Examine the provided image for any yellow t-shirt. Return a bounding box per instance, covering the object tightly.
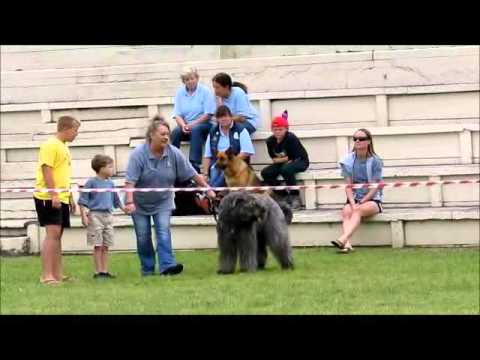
[33,137,72,204]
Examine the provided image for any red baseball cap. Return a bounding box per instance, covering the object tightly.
[271,110,289,129]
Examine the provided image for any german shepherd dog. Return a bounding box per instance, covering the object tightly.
[215,148,262,188]
[214,148,293,224]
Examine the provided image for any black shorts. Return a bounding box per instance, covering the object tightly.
[34,197,71,227]
[345,199,383,213]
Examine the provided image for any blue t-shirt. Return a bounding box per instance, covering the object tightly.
[222,87,261,130]
[341,155,383,201]
[352,159,369,201]
[125,143,197,215]
[204,125,255,158]
[78,177,122,212]
[172,83,216,124]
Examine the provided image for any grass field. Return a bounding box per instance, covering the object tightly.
[1,247,478,314]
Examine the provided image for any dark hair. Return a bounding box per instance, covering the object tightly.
[57,115,80,131]
[215,105,232,118]
[212,72,232,88]
[353,128,377,156]
[91,154,114,173]
[232,81,248,94]
[145,115,170,143]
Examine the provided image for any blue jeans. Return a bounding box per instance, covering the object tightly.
[171,122,212,170]
[131,210,176,275]
[209,163,226,188]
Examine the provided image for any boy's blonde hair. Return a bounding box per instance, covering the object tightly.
[57,115,80,132]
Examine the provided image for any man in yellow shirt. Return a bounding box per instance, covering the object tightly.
[34,115,80,285]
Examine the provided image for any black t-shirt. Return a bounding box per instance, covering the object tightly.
[266,131,309,165]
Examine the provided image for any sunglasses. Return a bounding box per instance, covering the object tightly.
[353,137,369,142]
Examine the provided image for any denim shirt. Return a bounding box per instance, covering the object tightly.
[339,152,384,202]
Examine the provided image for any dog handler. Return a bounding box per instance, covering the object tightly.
[124,116,215,276]
[202,105,255,188]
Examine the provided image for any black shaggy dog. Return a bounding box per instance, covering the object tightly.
[216,191,294,274]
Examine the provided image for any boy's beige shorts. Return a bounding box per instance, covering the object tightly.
[87,211,114,247]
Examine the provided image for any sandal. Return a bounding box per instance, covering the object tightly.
[338,245,355,254]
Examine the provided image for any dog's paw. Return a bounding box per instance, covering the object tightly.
[217,269,234,275]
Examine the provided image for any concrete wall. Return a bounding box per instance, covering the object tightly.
[1,45,456,71]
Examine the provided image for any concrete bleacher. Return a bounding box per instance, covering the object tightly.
[1,45,479,254]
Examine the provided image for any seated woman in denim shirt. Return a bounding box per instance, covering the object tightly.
[331,128,384,253]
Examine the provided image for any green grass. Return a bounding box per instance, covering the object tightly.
[1,248,479,314]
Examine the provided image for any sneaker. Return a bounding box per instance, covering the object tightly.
[93,273,102,279]
[160,263,184,276]
[100,272,116,279]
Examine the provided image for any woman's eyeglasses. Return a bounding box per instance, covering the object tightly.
[353,137,369,142]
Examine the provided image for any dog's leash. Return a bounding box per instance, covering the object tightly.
[207,197,219,222]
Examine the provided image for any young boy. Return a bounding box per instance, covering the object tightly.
[261,111,309,210]
[34,115,81,285]
[78,154,127,279]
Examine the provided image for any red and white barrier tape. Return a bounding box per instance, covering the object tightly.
[0,179,478,193]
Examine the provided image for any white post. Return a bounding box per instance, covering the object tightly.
[304,179,316,210]
[336,136,349,161]
[41,109,52,124]
[147,105,159,119]
[429,176,443,207]
[391,220,405,248]
[375,95,389,127]
[259,99,271,131]
[459,130,473,164]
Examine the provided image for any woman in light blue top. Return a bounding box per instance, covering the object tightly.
[331,128,384,253]
[212,72,261,135]
[171,68,216,173]
[124,116,215,276]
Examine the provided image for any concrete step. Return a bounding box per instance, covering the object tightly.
[0,236,29,255]
[16,206,479,255]
[2,46,477,104]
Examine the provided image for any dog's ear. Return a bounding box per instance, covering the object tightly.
[225,147,235,159]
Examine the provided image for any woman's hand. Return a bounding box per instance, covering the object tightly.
[206,189,216,200]
[124,203,136,214]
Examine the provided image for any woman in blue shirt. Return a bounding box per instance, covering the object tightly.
[171,68,216,173]
[124,116,215,276]
[212,72,261,135]
[331,128,384,253]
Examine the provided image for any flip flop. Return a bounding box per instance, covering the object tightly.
[40,278,62,285]
[331,240,345,249]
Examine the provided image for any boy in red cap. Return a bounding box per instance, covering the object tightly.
[261,111,309,209]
